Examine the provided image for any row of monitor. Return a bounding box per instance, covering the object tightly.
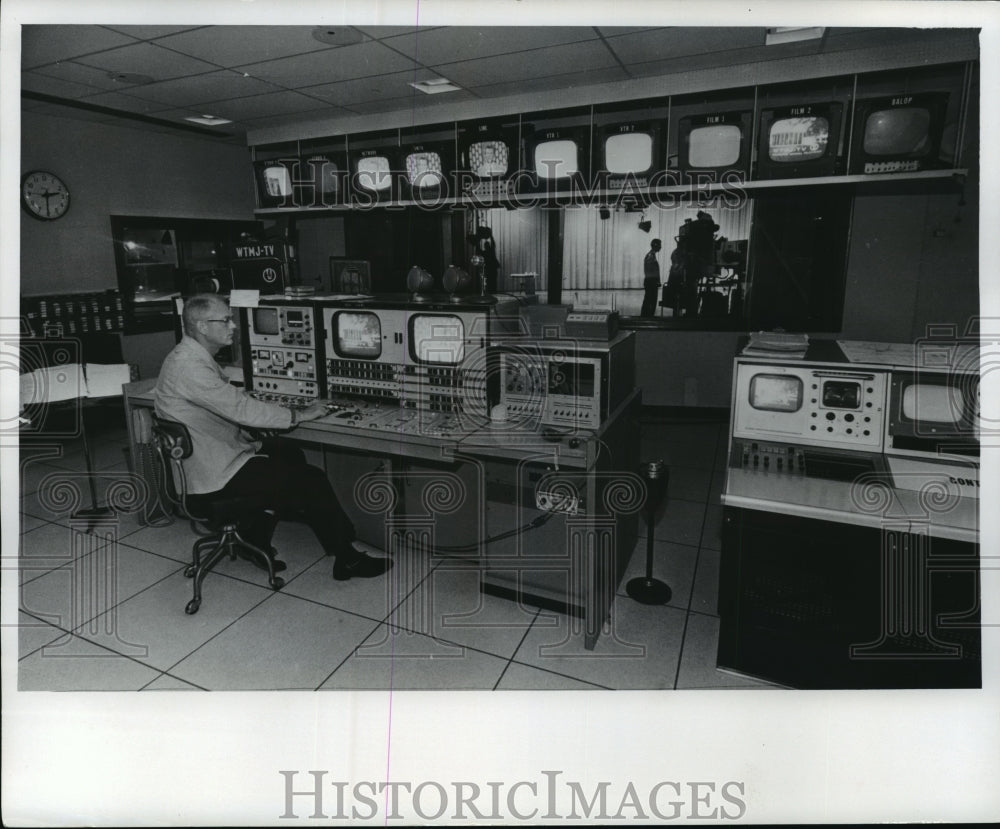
[255,92,954,206]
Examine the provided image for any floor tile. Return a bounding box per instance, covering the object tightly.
[140,673,207,691]
[675,612,780,690]
[511,599,687,689]
[280,546,410,622]
[389,566,541,659]
[19,512,52,534]
[690,548,721,617]
[75,570,275,671]
[169,591,380,691]
[665,464,713,505]
[617,537,699,611]
[17,633,164,691]
[205,519,328,586]
[495,660,611,690]
[17,451,68,498]
[637,497,707,548]
[19,543,182,638]
[21,468,144,525]
[320,624,509,690]
[700,504,723,552]
[49,439,130,472]
[17,520,110,571]
[16,610,72,659]
[116,522,203,564]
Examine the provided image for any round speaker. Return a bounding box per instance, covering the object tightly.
[442,265,471,294]
[406,265,434,294]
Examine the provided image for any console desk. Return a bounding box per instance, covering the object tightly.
[123,378,642,650]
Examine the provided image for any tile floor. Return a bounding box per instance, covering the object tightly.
[14,402,778,691]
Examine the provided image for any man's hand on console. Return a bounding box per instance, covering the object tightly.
[295,402,331,423]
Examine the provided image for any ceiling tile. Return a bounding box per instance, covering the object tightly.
[471,66,629,99]
[21,25,140,69]
[381,26,600,66]
[301,69,448,106]
[345,90,479,115]
[605,27,767,66]
[76,90,176,115]
[30,59,144,92]
[354,26,443,40]
[146,108,249,133]
[102,26,212,40]
[205,90,340,121]
[436,41,617,88]
[21,71,104,99]
[154,26,334,67]
[73,42,221,81]
[108,71,284,107]
[235,40,418,86]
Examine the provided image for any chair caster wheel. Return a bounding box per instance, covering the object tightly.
[183,566,196,578]
[269,576,285,590]
[185,598,201,615]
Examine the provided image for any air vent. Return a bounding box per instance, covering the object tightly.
[311,27,367,47]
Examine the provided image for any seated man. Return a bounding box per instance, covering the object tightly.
[154,293,391,580]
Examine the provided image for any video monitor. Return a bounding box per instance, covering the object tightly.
[748,374,803,413]
[252,307,279,336]
[409,314,465,365]
[334,311,382,359]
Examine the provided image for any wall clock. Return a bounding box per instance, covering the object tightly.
[21,170,71,221]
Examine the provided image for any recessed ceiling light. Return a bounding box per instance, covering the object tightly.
[311,27,367,47]
[409,78,462,95]
[107,71,154,85]
[184,114,233,126]
[764,27,826,46]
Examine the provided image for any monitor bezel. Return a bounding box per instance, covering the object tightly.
[755,102,845,180]
[677,110,753,182]
[596,119,665,186]
[331,309,383,360]
[349,147,398,202]
[848,91,950,174]
[407,313,467,366]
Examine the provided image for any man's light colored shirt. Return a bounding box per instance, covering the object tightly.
[154,336,292,494]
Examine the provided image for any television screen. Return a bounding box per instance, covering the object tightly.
[605,132,653,174]
[468,140,509,177]
[252,307,279,336]
[410,315,465,364]
[305,156,340,197]
[534,139,579,179]
[405,151,445,189]
[356,156,392,192]
[863,108,932,157]
[262,165,292,197]
[768,116,830,162]
[335,311,382,359]
[688,124,742,168]
[749,374,803,412]
[903,384,964,424]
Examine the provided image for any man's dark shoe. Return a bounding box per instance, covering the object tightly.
[238,548,287,573]
[333,550,393,581]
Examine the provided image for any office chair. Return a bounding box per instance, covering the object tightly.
[150,414,285,614]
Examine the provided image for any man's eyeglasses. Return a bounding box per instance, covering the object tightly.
[203,316,235,325]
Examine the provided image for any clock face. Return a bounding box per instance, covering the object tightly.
[21,170,71,221]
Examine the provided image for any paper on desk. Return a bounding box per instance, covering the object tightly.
[20,365,85,405]
[229,289,259,308]
[19,363,130,406]
[84,363,131,398]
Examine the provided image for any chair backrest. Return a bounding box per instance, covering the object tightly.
[149,414,200,519]
[151,416,193,461]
